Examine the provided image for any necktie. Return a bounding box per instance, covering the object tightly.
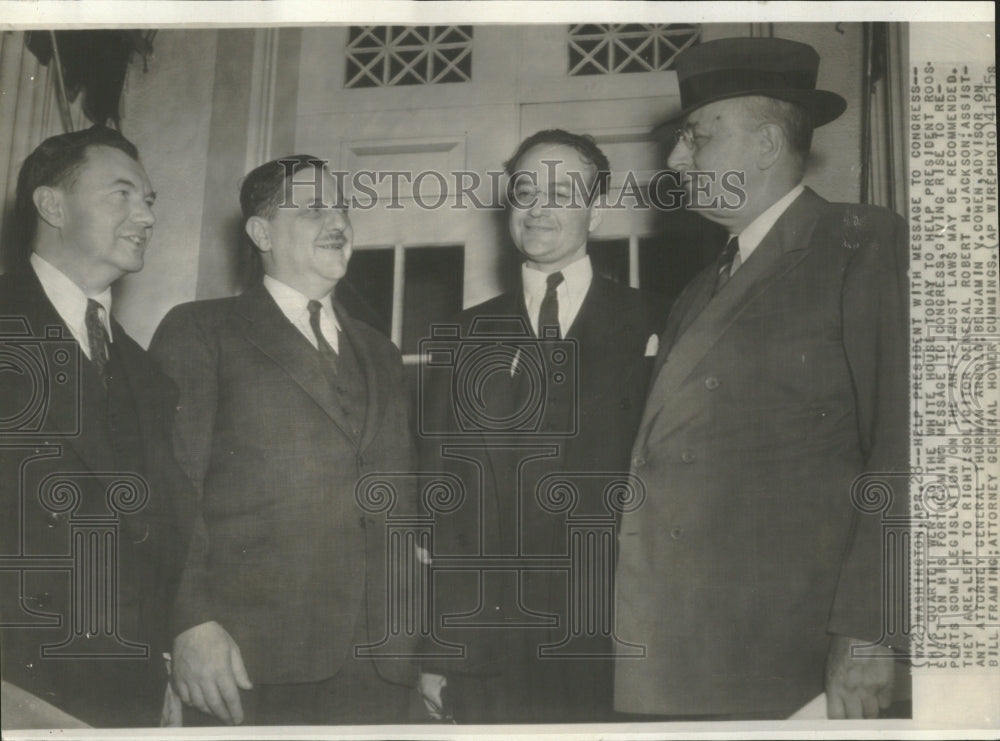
[713,236,740,296]
[307,300,338,371]
[537,271,564,338]
[85,299,110,380]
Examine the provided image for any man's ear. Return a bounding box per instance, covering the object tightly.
[756,123,784,170]
[32,186,64,229]
[245,216,271,252]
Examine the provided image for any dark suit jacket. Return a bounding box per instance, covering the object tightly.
[614,188,909,717]
[0,267,188,727]
[420,274,664,721]
[148,283,416,688]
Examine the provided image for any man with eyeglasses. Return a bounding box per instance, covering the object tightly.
[615,37,909,720]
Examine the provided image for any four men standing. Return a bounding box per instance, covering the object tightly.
[1,35,907,727]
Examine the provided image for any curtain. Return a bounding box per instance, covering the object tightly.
[861,22,908,216]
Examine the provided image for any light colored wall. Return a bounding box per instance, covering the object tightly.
[774,22,865,203]
[108,23,869,343]
[115,30,219,346]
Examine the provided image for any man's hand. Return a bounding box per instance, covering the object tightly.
[171,621,253,725]
[160,681,183,727]
[418,672,448,720]
[825,634,894,719]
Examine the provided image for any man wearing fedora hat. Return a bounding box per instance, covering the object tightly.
[615,37,908,719]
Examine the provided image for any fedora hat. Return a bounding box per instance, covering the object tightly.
[657,37,847,132]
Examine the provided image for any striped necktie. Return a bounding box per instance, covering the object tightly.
[713,236,740,296]
[85,299,110,381]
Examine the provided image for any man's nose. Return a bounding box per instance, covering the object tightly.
[666,141,690,173]
[324,208,349,231]
[133,199,156,227]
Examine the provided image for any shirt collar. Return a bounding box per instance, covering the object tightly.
[30,253,113,336]
[263,274,340,329]
[732,183,805,260]
[521,253,592,303]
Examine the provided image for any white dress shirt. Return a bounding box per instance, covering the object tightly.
[522,253,593,337]
[30,253,112,360]
[728,183,805,276]
[263,274,341,353]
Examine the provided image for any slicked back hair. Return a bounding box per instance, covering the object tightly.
[504,128,611,198]
[238,154,327,285]
[10,125,140,266]
[240,154,327,222]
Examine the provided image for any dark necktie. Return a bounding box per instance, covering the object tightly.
[537,271,564,338]
[713,236,740,296]
[85,299,110,380]
[307,300,338,371]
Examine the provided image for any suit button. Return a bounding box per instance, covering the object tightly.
[670,528,683,540]
[705,376,720,390]
[632,453,646,468]
[45,512,64,528]
[681,450,695,464]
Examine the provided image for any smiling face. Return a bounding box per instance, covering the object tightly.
[249,165,353,299]
[40,144,156,293]
[508,143,602,273]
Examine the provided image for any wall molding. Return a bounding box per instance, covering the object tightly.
[244,27,280,174]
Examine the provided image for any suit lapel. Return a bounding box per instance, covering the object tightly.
[9,270,113,472]
[649,269,715,384]
[473,290,535,477]
[638,189,827,440]
[336,307,387,454]
[109,320,155,413]
[236,284,356,442]
[567,276,642,391]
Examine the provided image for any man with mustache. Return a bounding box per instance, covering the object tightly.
[0,125,188,727]
[615,37,909,720]
[149,155,416,725]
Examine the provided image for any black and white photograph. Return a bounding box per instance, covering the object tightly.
[0,2,996,738]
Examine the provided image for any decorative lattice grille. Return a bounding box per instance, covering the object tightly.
[568,24,700,76]
[345,26,473,88]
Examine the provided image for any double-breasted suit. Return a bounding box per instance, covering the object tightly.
[614,188,909,717]
[0,268,188,727]
[421,273,664,722]
[148,283,416,690]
